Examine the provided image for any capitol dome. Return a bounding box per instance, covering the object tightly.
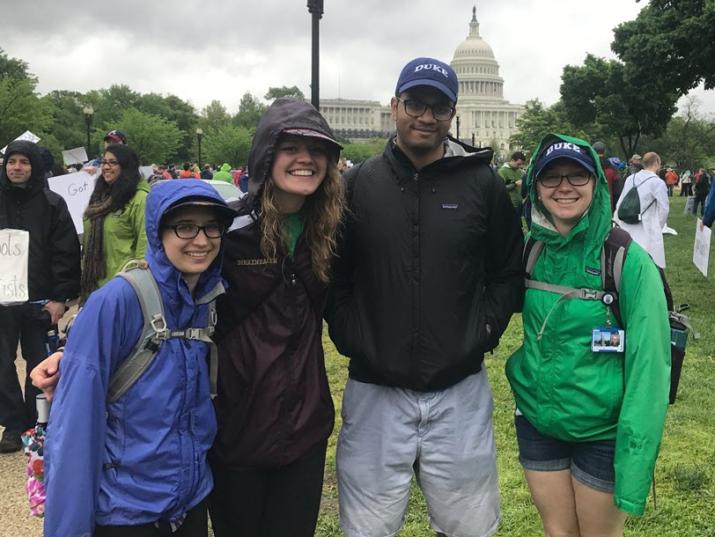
[451,6,505,102]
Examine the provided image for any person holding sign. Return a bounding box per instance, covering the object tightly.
[506,134,670,537]
[0,140,80,454]
[80,143,148,299]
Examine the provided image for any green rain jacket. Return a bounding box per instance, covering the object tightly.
[213,163,233,183]
[505,133,670,516]
[82,180,149,289]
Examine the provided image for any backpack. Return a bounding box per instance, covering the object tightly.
[694,172,711,196]
[523,227,693,404]
[107,261,219,402]
[617,175,656,224]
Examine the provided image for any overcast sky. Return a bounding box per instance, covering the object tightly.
[4,0,714,116]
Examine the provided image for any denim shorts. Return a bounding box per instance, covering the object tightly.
[514,414,615,493]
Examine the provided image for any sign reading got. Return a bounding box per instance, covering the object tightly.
[0,229,29,304]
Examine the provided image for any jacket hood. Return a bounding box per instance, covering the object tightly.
[220,163,231,172]
[526,133,612,249]
[0,140,46,194]
[244,98,341,210]
[145,179,228,306]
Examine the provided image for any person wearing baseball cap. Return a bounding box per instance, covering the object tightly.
[104,129,127,146]
[506,133,669,535]
[325,57,523,536]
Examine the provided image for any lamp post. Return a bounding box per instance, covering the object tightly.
[307,0,324,110]
[196,128,203,168]
[83,105,94,158]
[471,133,476,147]
[456,115,461,141]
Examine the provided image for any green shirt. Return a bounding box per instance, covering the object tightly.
[284,213,304,257]
[498,163,524,206]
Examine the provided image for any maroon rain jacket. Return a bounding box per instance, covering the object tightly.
[210,98,339,469]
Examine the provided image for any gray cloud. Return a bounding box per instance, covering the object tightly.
[4,0,714,115]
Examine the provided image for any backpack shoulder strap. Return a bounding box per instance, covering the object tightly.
[523,237,544,279]
[601,226,632,326]
[108,265,167,403]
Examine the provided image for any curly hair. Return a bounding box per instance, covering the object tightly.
[259,160,345,283]
[87,143,141,212]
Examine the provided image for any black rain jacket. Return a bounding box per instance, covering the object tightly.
[0,141,80,302]
[325,137,524,391]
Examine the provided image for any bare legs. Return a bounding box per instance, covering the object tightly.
[524,469,627,537]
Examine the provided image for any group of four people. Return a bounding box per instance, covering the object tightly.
[26,56,669,537]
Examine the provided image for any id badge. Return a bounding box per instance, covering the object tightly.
[592,327,625,353]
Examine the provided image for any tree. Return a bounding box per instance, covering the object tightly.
[0,50,52,148]
[340,138,387,164]
[560,54,678,159]
[233,93,266,130]
[113,108,183,164]
[199,100,231,134]
[509,100,584,154]
[264,86,305,102]
[42,90,88,154]
[639,96,715,171]
[613,1,715,96]
[203,125,253,168]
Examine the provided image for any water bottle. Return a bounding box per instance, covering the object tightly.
[36,395,50,428]
[45,328,60,357]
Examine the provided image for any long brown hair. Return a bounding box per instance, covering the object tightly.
[259,160,344,283]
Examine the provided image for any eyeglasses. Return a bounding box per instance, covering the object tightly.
[163,223,225,239]
[537,171,592,188]
[101,159,120,167]
[396,98,455,121]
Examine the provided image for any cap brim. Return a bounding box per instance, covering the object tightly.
[165,198,237,224]
[535,154,595,178]
[397,79,457,103]
[282,128,343,150]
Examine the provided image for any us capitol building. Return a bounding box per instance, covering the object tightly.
[319,6,524,155]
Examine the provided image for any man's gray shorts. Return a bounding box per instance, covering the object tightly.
[337,370,500,537]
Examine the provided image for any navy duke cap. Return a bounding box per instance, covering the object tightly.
[395,57,458,103]
[535,141,596,177]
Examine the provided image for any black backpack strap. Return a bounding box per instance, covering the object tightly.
[602,227,632,327]
[523,237,544,279]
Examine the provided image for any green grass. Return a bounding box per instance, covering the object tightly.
[315,195,715,536]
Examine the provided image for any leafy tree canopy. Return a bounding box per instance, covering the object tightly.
[112,108,183,164]
[233,93,267,130]
[203,124,253,168]
[509,99,585,155]
[264,85,305,102]
[560,54,678,158]
[613,0,715,95]
[199,100,231,134]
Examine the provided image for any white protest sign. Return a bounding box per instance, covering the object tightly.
[0,229,30,304]
[1,130,41,155]
[48,171,97,234]
[693,219,711,278]
[62,147,89,166]
[139,166,155,180]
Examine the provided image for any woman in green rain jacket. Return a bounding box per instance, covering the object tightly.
[81,143,148,298]
[506,133,670,536]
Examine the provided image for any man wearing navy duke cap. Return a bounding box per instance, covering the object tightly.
[326,57,523,536]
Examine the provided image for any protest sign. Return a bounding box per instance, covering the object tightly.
[693,219,711,278]
[62,147,89,166]
[48,171,97,234]
[1,130,41,155]
[0,229,29,304]
[139,166,154,180]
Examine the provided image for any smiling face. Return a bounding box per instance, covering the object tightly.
[270,134,329,213]
[5,153,32,184]
[390,86,453,168]
[161,206,222,292]
[101,151,121,184]
[536,159,595,235]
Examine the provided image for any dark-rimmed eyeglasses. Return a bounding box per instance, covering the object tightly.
[396,98,455,121]
[163,223,225,239]
[101,159,120,167]
[537,171,592,189]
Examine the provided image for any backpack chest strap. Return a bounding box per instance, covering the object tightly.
[525,278,606,301]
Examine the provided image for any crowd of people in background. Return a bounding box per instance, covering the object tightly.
[0,53,714,537]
